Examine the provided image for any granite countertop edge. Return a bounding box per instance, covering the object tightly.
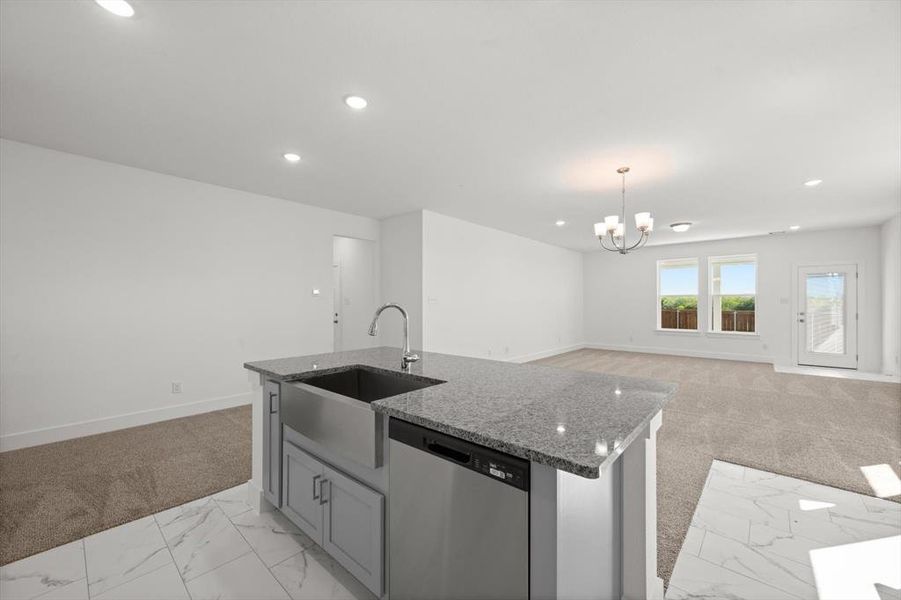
[369,402,661,478]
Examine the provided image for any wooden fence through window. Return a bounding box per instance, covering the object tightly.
[721,310,755,332]
[659,309,755,331]
[660,309,698,330]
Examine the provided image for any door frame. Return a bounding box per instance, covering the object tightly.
[791,260,862,370]
[332,262,342,352]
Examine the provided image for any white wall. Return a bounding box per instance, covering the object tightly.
[332,236,379,351]
[0,139,379,449]
[882,214,901,376]
[583,228,884,372]
[421,211,584,361]
[378,212,423,350]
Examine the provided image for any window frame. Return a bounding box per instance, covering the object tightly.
[707,253,758,336]
[656,257,700,332]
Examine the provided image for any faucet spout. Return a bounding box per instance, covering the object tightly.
[368,303,419,372]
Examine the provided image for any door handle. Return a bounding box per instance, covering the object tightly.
[799,319,805,323]
[333,312,339,324]
[319,479,329,505]
[268,392,278,413]
[312,474,321,500]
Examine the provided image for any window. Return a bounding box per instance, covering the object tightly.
[709,255,757,333]
[657,258,699,330]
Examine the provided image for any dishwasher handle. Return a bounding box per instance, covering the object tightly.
[426,439,471,464]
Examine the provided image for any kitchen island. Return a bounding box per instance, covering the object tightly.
[245,347,676,600]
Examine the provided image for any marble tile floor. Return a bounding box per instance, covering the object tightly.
[0,483,375,600]
[6,461,898,600]
[666,460,901,600]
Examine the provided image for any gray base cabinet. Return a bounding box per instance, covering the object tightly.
[282,441,384,597]
[262,380,281,507]
[322,466,384,596]
[282,442,325,542]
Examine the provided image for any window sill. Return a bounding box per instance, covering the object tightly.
[655,328,701,335]
[706,331,760,338]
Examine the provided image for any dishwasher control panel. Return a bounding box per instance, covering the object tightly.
[474,457,526,488]
[389,417,530,492]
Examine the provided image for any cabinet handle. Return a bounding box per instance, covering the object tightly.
[319,479,329,505]
[268,392,278,413]
[312,474,321,500]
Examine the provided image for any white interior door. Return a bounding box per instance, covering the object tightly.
[332,263,342,352]
[797,265,858,369]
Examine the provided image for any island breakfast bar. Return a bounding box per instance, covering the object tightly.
[245,347,676,600]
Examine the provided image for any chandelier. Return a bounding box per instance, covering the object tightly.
[593,167,653,254]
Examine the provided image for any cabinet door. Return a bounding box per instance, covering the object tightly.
[282,443,324,544]
[262,380,282,507]
[322,466,384,596]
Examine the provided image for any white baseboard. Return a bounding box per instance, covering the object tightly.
[245,479,276,514]
[0,391,253,452]
[505,343,587,364]
[773,364,901,383]
[583,342,773,364]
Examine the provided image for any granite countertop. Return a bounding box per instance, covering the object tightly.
[244,347,676,479]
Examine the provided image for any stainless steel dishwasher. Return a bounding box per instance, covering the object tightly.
[388,418,529,600]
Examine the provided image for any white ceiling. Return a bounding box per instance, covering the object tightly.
[1,0,899,251]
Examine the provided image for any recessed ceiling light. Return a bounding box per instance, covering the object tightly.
[804,179,822,187]
[789,225,801,231]
[670,222,692,233]
[344,96,368,110]
[94,0,135,17]
[555,220,566,227]
[283,153,301,163]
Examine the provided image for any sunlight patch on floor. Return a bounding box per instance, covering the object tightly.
[810,535,901,600]
[860,464,901,498]
[798,499,835,511]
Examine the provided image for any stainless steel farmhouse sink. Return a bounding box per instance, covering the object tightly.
[300,366,442,403]
[281,366,444,468]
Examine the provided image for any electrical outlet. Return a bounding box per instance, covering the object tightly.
[171,382,182,394]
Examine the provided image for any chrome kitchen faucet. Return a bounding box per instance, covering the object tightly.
[367,303,420,372]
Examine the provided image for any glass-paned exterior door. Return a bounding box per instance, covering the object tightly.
[797,265,858,369]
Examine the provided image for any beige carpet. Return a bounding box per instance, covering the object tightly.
[532,348,901,585]
[0,405,250,566]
